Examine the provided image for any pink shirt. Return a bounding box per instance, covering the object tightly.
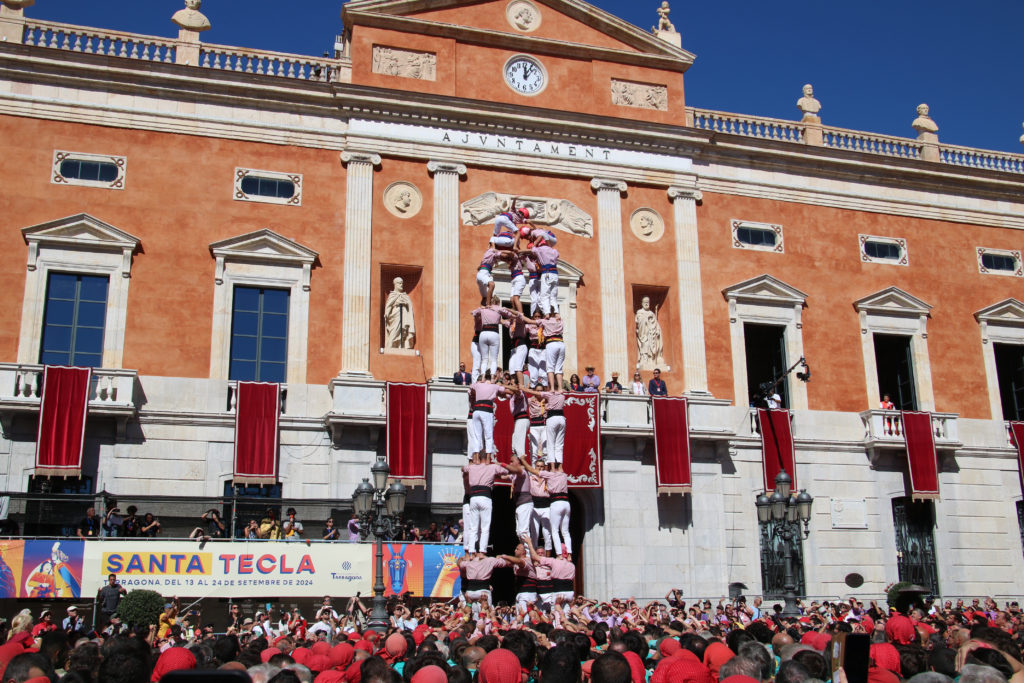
[526,323,540,343]
[471,382,506,402]
[532,244,559,268]
[464,556,510,581]
[511,471,531,504]
[539,556,575,581]
[539,318,563,338]
[528,396,546,418]
[474,306,502,326]
[502,311,529,340]
[511,392,528,417]
[542,392,565,411]
[514,553,536,579]
[463,463,507,488]
[479,248,501,269]
[537,469,568,494]
[529,473,548,498]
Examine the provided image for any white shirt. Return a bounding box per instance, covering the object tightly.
[631,381,645,396]
[767,393,781,409]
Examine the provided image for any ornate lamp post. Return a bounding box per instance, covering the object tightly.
[755,469,813,618]
[352,456,407,633]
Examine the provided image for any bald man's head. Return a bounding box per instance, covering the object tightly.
[463,646,486,671]
[772,632,794,656]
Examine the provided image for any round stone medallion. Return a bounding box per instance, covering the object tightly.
[383,181,422,219]
[630,208,665,243]
[506,0,541,32]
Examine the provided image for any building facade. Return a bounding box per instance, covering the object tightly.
[0,0,1023,600]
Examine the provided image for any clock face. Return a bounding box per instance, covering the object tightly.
[504,56,546,95]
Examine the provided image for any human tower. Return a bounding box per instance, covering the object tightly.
[458,202,577,613]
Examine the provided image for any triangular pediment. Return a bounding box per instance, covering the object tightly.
[854,286,931,317]
[210,229,318,265]
[22,213,140,252]
[722,274,808,306]
[343,0,695,67]
[975,298,1024,326]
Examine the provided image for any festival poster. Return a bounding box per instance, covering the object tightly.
[22,539,83,598]
[372,543,464,599]
[81,541,371,598]
[0,540,24,598]
[422,544,463,598]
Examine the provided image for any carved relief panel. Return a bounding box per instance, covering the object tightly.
[461,192,593,238]
[610,79,668,111]
[372,46,437,81]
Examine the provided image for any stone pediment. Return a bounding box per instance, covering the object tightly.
[343,0,695,68]
[722,274,807,307]
[461,192,593,238]
[22,213,140,253]
[975,298,1024,326]
[209,229,318,266]
[853,286,931,317]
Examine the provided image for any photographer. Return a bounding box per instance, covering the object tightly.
[189,509,225,541]
[103,502,124,537]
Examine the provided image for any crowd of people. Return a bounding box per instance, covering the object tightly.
[1,588,1023,683]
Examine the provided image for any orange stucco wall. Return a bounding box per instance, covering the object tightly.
[697,191,1021,419]
[0,115,347,385]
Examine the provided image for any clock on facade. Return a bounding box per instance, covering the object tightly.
[503,55,546,95]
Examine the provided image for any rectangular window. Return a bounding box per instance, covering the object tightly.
[745,323,788,407]
[892,497,939,596]
[994,343,1024,421]
[874,334,917,410]
[229,286,289,383]
[40,272,108,367]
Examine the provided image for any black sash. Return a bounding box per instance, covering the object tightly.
[472,400,494,413]
[469,485,493,498]
[551,578,574,592]
[463,578,491,591]
[550,491,569,503]
[532,496,550,509]
[546,409,564,418]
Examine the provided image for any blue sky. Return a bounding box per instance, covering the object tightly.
[25,0,1024,154]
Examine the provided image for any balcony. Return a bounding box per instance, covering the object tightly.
[0,363,138,438]
[859,409,961,451]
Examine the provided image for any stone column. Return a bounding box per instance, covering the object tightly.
[338,151,381,376]
[428,161,467,381]
[0,1,31,43]
[590,178,629,379]
[668,185,709,394]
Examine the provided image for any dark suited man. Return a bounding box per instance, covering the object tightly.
[453,362,472,384]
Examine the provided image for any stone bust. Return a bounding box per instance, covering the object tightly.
[912,103,938,135]
[796,84,821,121]
[172,0,211,32]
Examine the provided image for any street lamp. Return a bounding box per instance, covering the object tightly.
[755,469,812,618]
[352,456,407,633]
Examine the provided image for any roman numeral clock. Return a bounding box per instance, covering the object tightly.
[504,55,547,95]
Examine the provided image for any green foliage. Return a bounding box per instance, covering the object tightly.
[886,581,912,612]
[115,589,165,628]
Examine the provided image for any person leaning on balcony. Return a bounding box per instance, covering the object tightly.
[258,508,281,540]
[631,372,646,396]
[140,512,161,537]
[76,508,100,539]
[648,368,667,396]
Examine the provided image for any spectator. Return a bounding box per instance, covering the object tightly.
[189,509,225,541]
[880,393,895,409]
[30,610,55,638]
[282,508,304,542]
[648,368,667,396]
[453,362,471,385]
[604,372,622,394]
[259,509,281,540]
[568,374,582,391]
[227,603,244,631]
[97,573,127,625]
[158,598,180,640]
[767,391,782,409]
[322,517,340,541]
[0,652,51,683]
[121,505,140,537]
[103,503,123,537]
[62,606,82,634]
[140,512,161,537]
[76,508,100,539]
[348,512,361,542]
[630,372,645,396]
[581,366,601,393]
[244,519,260,539]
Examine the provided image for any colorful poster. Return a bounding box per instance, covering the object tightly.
[0,540,25,598]
[81,541,372,598]
[374,543,463,599]
[22,540,83,598]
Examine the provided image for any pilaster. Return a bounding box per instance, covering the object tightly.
[590,178,629,380]
[338,151,381,376]
[668,185,709,394]
[428,160,467,381]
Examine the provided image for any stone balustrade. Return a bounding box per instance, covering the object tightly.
[198,43,343,82]
[859,409,961,448]
[940,143,1024,175]
[820,125,923,159]
[22,20,177,63]
[226,382,287,414]
[689,108,804,143]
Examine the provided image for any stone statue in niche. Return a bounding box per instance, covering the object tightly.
[796,84,821,122]
[635,296,665,370]
[172,0,211,32]
[384,277,416,349]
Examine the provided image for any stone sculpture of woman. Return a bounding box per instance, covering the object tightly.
[635,296,664,370]
[384,277,415,349]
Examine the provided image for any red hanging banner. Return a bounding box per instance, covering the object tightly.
[233,382,281,486]
[1009,422,1024,496]
[386,382,428,487]
[902,411,939,500]
[652,396,691,495]
[758,408,796,493]
[35,366,92,477]
[563,393,601,488]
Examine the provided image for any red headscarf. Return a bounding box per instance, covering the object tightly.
[261,647,282,663]
[353,639,374,653]
[315,672,347,683]
[345,660,364,683]
[312,641,332,656]
[412,665,450,683]
[623,651,646,683]
[151,647,196,682]
[702,642,735,683]
[308,654,332,673]
[653,655,712,683]
[292,647,311,665]
[479,649,522,683]
[659,638,682,658]
[330,642,356,669]
[870,643,902,676]
[385,633,409,660]
[885,614,917,645]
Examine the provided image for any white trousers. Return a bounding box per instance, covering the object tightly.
[473,409,496,455]
[478,330,500,377]
[466,415,481,458]
[546,415,566,464]
[509,343,528,373]
[531,505,552,550]
[463,589,493,605]
[464,495,493,553]
[510,273,527,298]
[476,269,492,302]
[529,424,546,461]
[492,234,514,249]
[545,341,565,376]
[528,348,547,386]
[516,592,539,614]
[529,277,542,315]
[512,417,529,457]
[515,501,534,540]
[539,272,559,314]
[470,339,481,383]
[549,499,572,556]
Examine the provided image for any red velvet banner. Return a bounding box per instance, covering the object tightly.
[386,382,427,487]
[233,382,280,486]
[1009,422,1024,496]
[758,408,796,493]
[35,366,92,477]
[652,396,691,495]
[902,411,939,500]
[564,393,601,488]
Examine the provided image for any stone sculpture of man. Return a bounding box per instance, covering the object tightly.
[635,296,665,370]
[912,103,938,135]
[797,84,821,122]
[384,277,415,349]
[172,0,211,32]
